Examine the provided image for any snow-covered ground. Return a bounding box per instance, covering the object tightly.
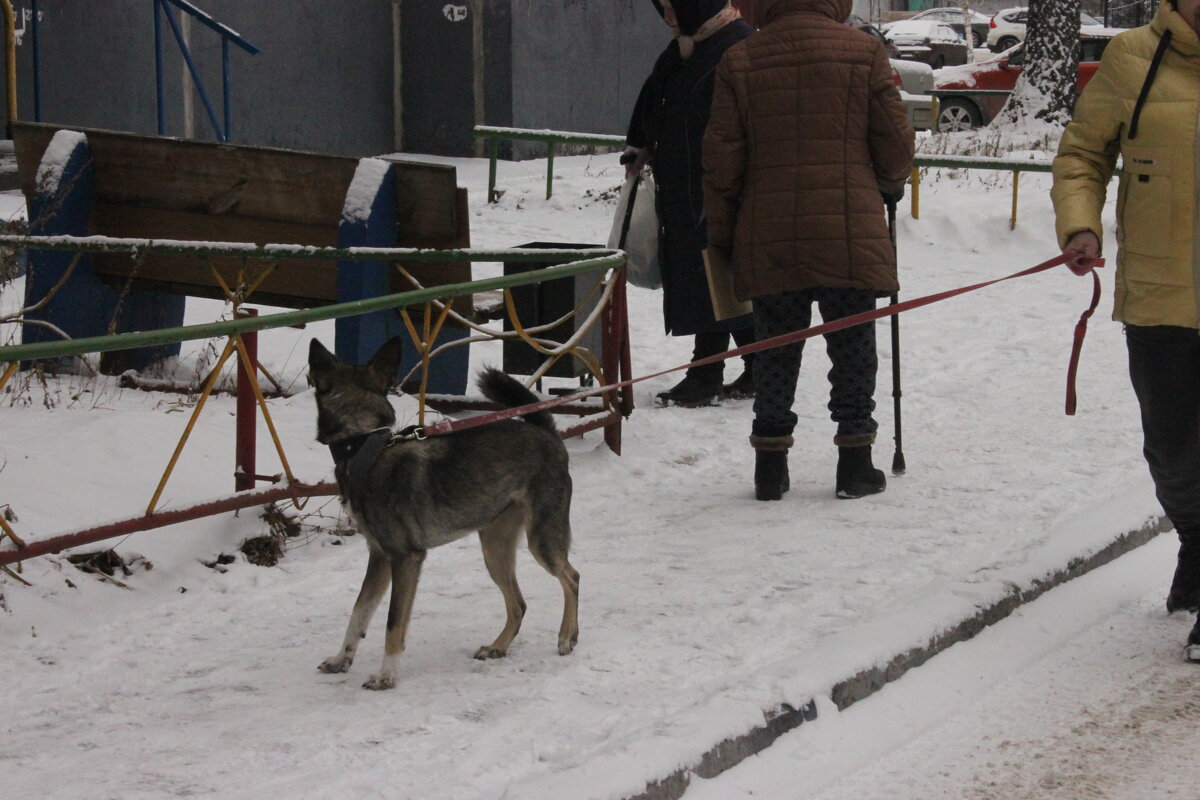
[0,146,1173,800]
[688,534,1200,800]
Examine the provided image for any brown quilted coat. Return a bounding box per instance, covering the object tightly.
[702,0,915,300]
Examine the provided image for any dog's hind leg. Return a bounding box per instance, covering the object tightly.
[475,502,527,660]
[526,488,580,656]
[364,550,426,690]
[319,545,391,674]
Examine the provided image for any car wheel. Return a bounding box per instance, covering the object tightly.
[997,35,1020,51]
[931,54,946,69]
[937,99,981,133]
[971,31,983,48]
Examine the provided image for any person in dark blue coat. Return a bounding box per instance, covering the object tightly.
[625,0,756,407]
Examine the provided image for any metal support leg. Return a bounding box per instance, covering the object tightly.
[235,308,257,491]
[488,137,499,203]
[1010,171,1020,231]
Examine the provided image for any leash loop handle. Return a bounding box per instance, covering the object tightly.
[1064,259,1104,416]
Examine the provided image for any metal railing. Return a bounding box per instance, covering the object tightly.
[911,153,1120,230]
[154,0,261,142]
[474,124,1081,229]
[0,236,622,364]
[0,236,628,565]
[475,125,626,202]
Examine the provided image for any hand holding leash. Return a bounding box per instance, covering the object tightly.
[621,147,649,179]
[1063,231,1103,275]
[1064,251,1105,276]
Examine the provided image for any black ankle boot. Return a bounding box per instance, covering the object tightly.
[1186,617,1200,662]
[722,362,755,399]
[750,431,792,501]
[754,451,790,500]
[1167,535,1200,613]
[836,445,885,499]
[656,372,721,407]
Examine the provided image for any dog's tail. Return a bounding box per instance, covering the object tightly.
[477,368,557,433]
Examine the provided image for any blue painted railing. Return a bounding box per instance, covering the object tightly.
[153,0,260,142]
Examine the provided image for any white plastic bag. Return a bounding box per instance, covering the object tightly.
[607,171,661,290]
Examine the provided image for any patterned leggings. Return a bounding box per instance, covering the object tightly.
[752,288,879,441]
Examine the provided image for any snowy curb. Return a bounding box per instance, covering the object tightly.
[625,514,1171,800]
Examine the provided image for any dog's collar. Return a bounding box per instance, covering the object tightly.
[328,426,425,485]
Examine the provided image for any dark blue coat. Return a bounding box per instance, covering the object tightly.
[626,17,754,336]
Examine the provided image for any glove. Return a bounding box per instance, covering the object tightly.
[1063,231,1102,275]
[880,187,904,205]
[1065,251,1104,276]
[621,147,649,178]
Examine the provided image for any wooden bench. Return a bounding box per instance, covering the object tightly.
[14,121,471,387]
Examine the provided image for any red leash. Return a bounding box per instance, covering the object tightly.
[1065,267,1103,416]
[422,253,1104,437]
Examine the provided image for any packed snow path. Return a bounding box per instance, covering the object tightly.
[688,534,1200,800]
[0,151,1171,799]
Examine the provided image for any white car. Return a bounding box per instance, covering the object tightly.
[891,58,934,130]
[986,6,1106,52]
[882,7,992,48]
[886,20,971,69]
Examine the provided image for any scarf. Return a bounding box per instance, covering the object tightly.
[660,1,742,59]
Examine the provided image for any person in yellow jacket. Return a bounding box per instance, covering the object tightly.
[1052,0,1200,660]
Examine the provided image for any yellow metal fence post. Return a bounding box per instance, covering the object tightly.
[910,167,920,220]
[1,0,16,134]
[1010,170,1020,231]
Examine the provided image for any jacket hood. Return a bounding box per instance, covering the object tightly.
[762,0,852,25]
[1152,0,1200,56]
[651,0,735,35]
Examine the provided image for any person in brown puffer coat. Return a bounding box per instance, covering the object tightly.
[701,0,914,501]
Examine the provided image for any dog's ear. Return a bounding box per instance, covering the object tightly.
[308,339,338,391]
[366,336,403,393]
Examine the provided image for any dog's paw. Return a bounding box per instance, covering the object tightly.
[362,672,396,690]
[317,655,352,674]
[473,645,508,660]
[557,636,577,656]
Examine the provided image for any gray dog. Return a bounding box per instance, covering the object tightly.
[308,338,580,690]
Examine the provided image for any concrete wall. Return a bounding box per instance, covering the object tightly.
[0,0,667,159]
[510,0,667,140]
[4,0,395,157]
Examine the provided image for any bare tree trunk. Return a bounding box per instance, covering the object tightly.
[994,0,1081,126]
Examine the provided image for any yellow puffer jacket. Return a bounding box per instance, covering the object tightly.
[1052,2,1200,328]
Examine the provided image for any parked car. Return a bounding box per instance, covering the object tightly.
[851,20,935,130]
[892,58,936,130]
[986,6,1106,52]
[886,20,971,68]
[884,7,992,48]
[851,17,901,57]
[932,33,1113,131]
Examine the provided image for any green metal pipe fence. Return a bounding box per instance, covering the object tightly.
[0,235,624,363]
[474,124,1126,229]
[475,125,626,202]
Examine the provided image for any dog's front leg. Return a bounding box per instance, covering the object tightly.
[319,546,391,674]
[363,550,426,690]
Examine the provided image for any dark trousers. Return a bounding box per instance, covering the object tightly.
[1127,324,1200,535]
[688,326,756,382]
[751,288,878,439]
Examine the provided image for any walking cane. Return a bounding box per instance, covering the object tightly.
[886,197,906,475]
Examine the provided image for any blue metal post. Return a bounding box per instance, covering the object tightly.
[336,161,401,367]
[31,0,41,121]
[154,0,165,135]
[23,132,183,371]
